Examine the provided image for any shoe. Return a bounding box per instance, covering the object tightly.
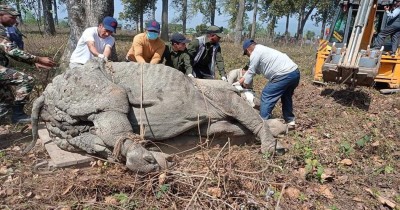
[11,104,31,124]
[287,121,295,130]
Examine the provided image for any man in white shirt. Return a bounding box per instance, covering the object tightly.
[69,16,118,68]
[239,39,300,127]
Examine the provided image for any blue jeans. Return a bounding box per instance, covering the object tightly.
[260,69,300,122]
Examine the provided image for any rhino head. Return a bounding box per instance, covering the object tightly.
[124,143,161,173]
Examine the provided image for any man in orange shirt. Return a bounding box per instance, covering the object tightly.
[126,20,165,64]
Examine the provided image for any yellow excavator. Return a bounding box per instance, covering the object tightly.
[313,0,400,93]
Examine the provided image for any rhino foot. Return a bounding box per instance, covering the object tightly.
[125,144,160,173]
[149,151,175,170]
[261,139,287,156]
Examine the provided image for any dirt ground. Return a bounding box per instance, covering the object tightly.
[0,37,400,209]
[1,79,399,210]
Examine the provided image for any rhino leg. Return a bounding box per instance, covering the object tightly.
[66,133,112,158]
[53,137,80,152]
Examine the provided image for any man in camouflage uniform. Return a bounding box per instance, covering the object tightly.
[0,5,55,123]
[162,33,193,77]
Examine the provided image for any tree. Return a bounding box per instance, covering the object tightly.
[160,0,168,41]
[59,0,114,71]
[120,0,152,32]
[250,0,258,39]
[313,0,339,38]
[190,0,220,25]
[53,0,58,25]
[305,30,315,40]
[42,0,56,35]
[293,0,318,40]
[234,0,245,45]
[171,0,189,34]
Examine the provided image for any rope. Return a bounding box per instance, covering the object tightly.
[112,133,142,162]
[139,64,144,140]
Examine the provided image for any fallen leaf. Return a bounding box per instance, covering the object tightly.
[96,160,103,167]
[321,168,335,182]
[340,159,352,166]
[34,195,42,200]
[352,197,363,202]
[159,173,167,186]
[297,168,307,180]
[25,192,34,198]
[365,188,397,209]
[11,146,21,151]
[207,187,222,198]
[62,185,73,195]
[285,187,301,199]
[319,185,334,199]
[6,188,13,196]
[0,167,8,175]
[371,141,380,147]
[105,196,119,205]
[337,175,349,184]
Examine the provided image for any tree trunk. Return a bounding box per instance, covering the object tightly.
[267,16,276,40]
[234,0,245,45]
[320,11,327,39]
[182,0,187,34]
[161,0,169,41]
[139,12,144,32]
[285,14,289,41]
[250,0,258,40]
[53,0,59,25]
[16,0,23,24]
[59,0,114,73]
[152,0,156,20]
[210,0,216,25]
[37,0,42,24]
[42,0,56,35]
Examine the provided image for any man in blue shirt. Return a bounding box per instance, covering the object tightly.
[239,39,300,128]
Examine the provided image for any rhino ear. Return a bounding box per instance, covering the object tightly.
[143,154,157,164]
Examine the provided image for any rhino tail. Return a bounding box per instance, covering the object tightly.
[22,95,45,155]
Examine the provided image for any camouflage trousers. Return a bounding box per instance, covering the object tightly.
[0,68,34,105]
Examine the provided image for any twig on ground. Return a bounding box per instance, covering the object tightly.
[275,183,286,210]
[185,141,229,210]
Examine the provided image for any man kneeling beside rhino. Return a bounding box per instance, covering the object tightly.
[24,59,287,174]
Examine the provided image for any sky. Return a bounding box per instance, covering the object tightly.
[56,0,322,35]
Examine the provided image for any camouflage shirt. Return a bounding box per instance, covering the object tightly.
[0,23,37,67]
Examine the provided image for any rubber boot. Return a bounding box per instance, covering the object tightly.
[11,104,31,124]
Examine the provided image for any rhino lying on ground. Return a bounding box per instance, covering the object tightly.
[24,59,286,173]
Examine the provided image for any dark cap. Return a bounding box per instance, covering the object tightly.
[206,25,225,37]
[0,5,20,16]
[102,16,118,33]
[171,33,190,43]
[146,20,160,33]
[243,39,256,55]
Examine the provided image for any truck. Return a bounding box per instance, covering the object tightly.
[313,0,400,93]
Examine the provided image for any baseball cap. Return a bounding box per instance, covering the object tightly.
[171,33,190,43]
[0,5,20,16]
[146,20,161,33]
[243,39,255,55]
[102,16,118,33]
[206,25,225,38]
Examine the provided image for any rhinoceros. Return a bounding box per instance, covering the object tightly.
[24,59,286,173]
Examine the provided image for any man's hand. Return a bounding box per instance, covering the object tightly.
[36,57,56,69]
[188,74,194,78]
[221,76,227,82]
[238,77,250,88]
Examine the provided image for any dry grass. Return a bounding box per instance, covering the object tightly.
[1,26,399,209]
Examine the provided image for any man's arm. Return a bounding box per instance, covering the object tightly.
[186,39,199,58]
[86,41,102,57]
[182,51,193,75]
[215,47,226,78]
[127,35,146,63]
[240,53,260,88]
[0,30,54,68]
[150,41,166,64]
[227,69,239,85]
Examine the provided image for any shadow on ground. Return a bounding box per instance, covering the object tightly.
[321,88,371,111]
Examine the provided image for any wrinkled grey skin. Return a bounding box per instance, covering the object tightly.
[111,62,286,154]
[24,59,161,173]
[25,59,286,174]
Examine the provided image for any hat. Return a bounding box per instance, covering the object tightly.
[206,25,225,37]
[243,39,255,55]
[102,16,118,33]
[0,5,20,16]
[171,33,190,43]
[146,20,161,33]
